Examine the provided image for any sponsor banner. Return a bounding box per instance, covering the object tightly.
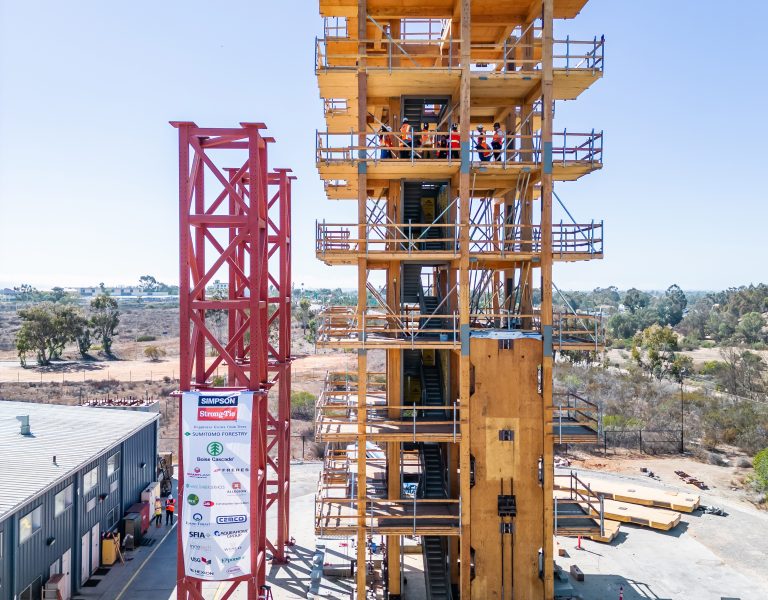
[181,391,252,580]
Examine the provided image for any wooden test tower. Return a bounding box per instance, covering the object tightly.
[313,1,605,598]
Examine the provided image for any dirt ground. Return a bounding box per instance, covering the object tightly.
[554,454,768,599]
[607,345,768,368]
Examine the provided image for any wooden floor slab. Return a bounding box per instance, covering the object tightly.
[568,476,700,512]
[589,519,621,543]
[554,491,681,531]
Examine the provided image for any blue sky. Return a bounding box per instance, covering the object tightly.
[1,1,766,291]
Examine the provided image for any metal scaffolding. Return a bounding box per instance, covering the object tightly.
[172,122,293,599]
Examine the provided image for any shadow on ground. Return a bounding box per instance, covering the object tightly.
[267,544,353,599]
[569,575,673,600]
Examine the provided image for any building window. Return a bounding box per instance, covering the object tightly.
[107,509,116,529]
[19,507,42,544]
[110,480,119,494]
[107,452,120,477]
[86,498,96,513]
[55,485,73,517]
[83,466,98,494]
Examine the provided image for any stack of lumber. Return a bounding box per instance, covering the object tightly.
[572,476,700,512]
[555,475,698,541]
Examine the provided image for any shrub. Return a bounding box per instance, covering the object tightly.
[211,375,226,387]
[144,345,166,362]
[137,335,156,342]
[680,337,700,351]
[752,448,768,492]
[308,442,326,459]
[291,390,316,420]
[699,360,723,376]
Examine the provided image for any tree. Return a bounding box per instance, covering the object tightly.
[47,287,68,303]
[138,275,160,292]
[15,303,85,365]
[13,284,40,302]
[736,312,765,344]
[657,284,687,326]
[206,288,227,340]
[631,324,679,379]
[298,298,311,334]
[678,297,713,340]
[714,349,766,398]
[91,294,120,355]
[623,288,651,314]
[608,312,639,340]
[50,305,85,360]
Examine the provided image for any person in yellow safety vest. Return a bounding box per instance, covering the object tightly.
[153,498,163,528]
[399,117,412,159]
[475,125,491,162]
[165,496,175,525]
[492,122,503,161]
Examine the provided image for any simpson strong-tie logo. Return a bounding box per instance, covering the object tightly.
[198,394,239,421]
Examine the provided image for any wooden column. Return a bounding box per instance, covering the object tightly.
[356,2,368,598]
[386,178,402,596]
[540,1,555,597]
[458,0,472,597]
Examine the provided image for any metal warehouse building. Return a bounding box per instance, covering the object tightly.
[0,401,159,600]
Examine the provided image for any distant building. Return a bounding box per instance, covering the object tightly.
[0,288,17,301]
[208,279,229,294]
[0,401,159,599]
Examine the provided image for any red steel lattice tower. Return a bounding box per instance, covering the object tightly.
[172,121,293,599]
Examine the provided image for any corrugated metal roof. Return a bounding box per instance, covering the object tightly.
[0,401,159,521]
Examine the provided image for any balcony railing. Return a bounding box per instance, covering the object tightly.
[554,471,605,537]
[316,372,460,442]
[316,130,603,169]
[317,307,604,351]
[552,391,601,443]
[316,221,604,258]
[315,36,604,74]
[315,445,461,536]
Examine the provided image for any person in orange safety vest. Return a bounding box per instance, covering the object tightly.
[399,118,413,159]
[475,125,491,162]
[449,123,460,160]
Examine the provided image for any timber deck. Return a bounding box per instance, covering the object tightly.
[566,476,700,512]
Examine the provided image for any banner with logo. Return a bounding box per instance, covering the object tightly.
[181,391,252,580]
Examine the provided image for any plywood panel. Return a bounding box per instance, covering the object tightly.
[469,337,544,600]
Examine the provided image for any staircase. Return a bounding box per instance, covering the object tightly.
[421,362,445,420]
[422,223,444,251]
[419,292,444,336]
[402,98,426,126]
[419,443,452,600]
[401,264,422,303]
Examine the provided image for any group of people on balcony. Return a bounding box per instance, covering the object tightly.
[377,118,506,162]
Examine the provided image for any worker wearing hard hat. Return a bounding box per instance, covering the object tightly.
[165,496,175,525]
[475,125,492,162]
[399,117,413,159]
[492,122,503,161]
[449,123,460,160]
